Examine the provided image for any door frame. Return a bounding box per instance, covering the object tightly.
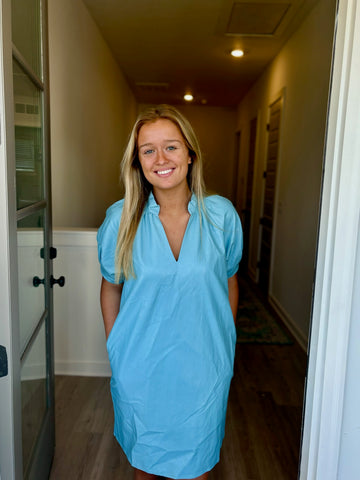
[299,0,360,477]
[232,129,241,212]
[0,0,22,478]
[257,88,285,294]
[248,111,262,282]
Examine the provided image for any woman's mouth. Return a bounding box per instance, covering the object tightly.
[156,168,174,176]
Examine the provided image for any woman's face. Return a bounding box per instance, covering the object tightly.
[137,119,191,195]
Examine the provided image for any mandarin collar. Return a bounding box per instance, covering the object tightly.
[146,191,197,216]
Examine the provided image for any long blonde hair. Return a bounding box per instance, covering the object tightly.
[116,105,206,281]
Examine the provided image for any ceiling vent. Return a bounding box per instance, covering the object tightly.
[226,2,291,35]
[135,82,169,93]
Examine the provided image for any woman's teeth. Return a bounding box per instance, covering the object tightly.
[157,169,173,175]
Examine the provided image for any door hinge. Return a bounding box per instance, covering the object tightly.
[40,247,57,259]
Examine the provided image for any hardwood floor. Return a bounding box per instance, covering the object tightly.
[49,341,306,480]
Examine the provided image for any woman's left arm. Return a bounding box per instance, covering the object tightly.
[228,274,239,324]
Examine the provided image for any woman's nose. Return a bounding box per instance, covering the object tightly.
[156,148,167,164]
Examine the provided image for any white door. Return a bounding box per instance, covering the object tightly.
[0,1,59,478]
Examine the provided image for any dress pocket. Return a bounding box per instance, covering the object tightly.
[106,314,120,353]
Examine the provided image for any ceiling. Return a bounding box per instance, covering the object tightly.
[83,0,318,107]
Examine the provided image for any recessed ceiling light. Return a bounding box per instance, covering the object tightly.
[231,49,244,58]
[184,94,194,102]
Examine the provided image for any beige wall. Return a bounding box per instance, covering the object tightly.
[48,0,137,228]
[176,105,237,201]
[140,104,238,202]
[236,0,336,344]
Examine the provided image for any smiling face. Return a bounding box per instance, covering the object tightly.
[137,118,192,197]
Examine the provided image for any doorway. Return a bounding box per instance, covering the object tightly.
[258,97,283,295]
[0,0,351,476]
[45,0,338,476]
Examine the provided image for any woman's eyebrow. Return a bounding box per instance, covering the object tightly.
[138,142,154,149]
[139,139,183,149]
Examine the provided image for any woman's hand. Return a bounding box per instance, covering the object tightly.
[100,277,123,339]
[228,274,239,324]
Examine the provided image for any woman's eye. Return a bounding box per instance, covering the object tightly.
[143,149,154,155]
[166,145,177,151]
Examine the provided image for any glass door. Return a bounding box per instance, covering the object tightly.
[0,0,56,478]
[12,0,55,478]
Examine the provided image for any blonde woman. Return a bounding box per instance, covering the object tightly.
[97,105,242,480]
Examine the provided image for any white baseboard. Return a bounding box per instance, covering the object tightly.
[269,294,308,352]
[55,360,111,377]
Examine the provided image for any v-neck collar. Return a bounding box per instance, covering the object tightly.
[145,192,197,263]
[146,191,197,216]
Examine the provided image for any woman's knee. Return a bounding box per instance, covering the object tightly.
[168,472,209,480]
[133,468,157,480]
[134,468,210,480]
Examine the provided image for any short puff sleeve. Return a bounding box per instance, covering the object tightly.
[97,200,124,284]
[222,199,243,277]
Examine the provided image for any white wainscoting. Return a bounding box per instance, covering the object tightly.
[53,229,111,377]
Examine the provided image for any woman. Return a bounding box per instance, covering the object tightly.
[97,105,243,480]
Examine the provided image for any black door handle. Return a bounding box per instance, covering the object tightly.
[50,275,65,288]
[33,275,65,287]
[33,276,45,287]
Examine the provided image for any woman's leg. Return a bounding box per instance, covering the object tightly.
[168,473,209,480]
[134,468,158,480]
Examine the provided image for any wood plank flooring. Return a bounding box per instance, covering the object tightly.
[49,341,306,480]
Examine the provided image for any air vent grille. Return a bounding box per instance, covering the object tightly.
[227,2,291,35]
[135,82,169,93]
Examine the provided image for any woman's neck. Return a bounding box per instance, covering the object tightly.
[153,186,191,215]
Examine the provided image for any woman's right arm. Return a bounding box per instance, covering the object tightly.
[100,277,123,339]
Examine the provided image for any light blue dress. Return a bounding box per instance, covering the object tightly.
[97,193,243,479]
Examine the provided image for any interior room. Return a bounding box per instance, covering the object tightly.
[48,0,336,356]
[5,0,360,479]
[43,0,336,478]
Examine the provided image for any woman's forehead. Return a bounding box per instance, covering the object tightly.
[138,118,184,143]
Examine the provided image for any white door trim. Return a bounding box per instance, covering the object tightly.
[300,0,360,477]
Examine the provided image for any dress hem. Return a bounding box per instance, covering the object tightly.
[113,431,219,479]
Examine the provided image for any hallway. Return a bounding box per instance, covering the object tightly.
[49,280,306,480]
